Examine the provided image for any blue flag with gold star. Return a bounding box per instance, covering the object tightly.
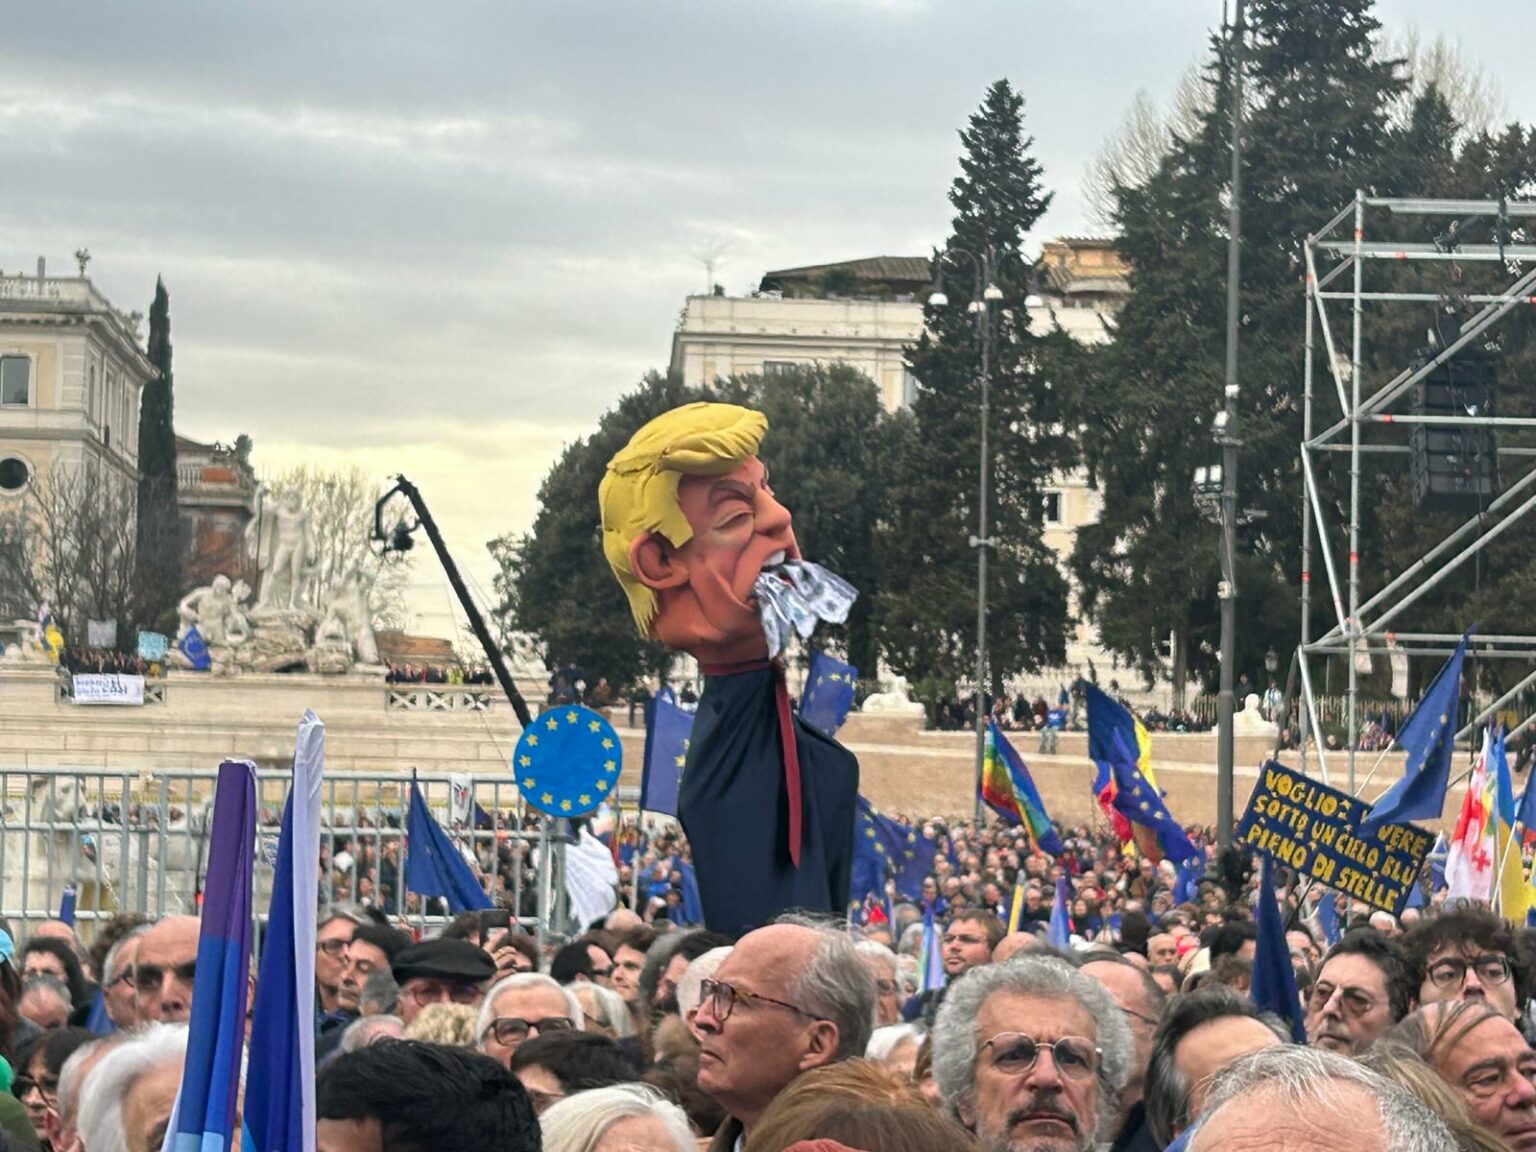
[640,689,694,818]
[800,651,858,738]
[405,773,491,913]
[514,704,622,817]
[1359,634,1468,834]
[852,795,935,904]
[1107,730,1200,864]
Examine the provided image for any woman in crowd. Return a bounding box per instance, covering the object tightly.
[10,1028,91,1151]
[743,1059,976,1152]
[506,1031,638,1115]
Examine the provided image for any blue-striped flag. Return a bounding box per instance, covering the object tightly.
[919,903,945,992]
[639,689,693,817]
[163,759,257,1152]
[799,652,858,738]
[405,773,492,912]
[242,711,324,1152]
[58,885,75,928]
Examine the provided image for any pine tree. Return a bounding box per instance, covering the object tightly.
[134,277,182,633]
[877,80,1070,688]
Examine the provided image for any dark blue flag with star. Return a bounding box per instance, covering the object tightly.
[800,652,858,738]
[1358,633,1469,834]
[640,689,694,818]
[1251,855,1306,1042]
[851,795,934,904]
[405,773,492,913]
[1107,730,1200,865]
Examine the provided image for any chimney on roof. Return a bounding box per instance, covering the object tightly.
[36,257,45,281]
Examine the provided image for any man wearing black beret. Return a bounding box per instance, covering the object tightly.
[391,938,496,1027]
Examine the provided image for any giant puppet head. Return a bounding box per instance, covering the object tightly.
[599,402,853,666]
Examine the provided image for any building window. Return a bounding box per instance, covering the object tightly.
[0,457,29,493]
[0,356,29,406]
[762,361,796,376]
[1041,491,1063,525]
[902,369,921,408]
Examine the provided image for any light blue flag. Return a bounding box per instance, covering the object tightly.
[1315,889,1342,947]
[242,712,324,1152]
[163,760,256,1152]
[920,903,945,992]
[1047,876,1072,949]
[1359,635,1468,834]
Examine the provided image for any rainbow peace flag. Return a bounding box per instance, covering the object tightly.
[981,720,1063,855]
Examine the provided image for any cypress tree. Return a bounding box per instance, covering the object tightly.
[135,277,182,632]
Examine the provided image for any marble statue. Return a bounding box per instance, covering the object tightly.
[315,564,380,667]
[175,575,249,648]
[247,486,316,611]
[1232,692,1279,738]
[861,673,926,716]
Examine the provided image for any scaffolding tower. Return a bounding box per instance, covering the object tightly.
[1300,192,1536,792]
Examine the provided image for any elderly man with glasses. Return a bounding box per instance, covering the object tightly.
[476,973,583,1068]
[1305,929,1413,1056]
[693,921,875,1152]
[932,954,1134,1152]
[1403,907,1527,1023]
[390,938,496,1028]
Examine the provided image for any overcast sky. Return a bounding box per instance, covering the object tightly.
[3,1,1530,637]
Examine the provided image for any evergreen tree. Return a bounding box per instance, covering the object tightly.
[134,277,182,634]
[1073,2,1412,690]
[877,79,1071,689]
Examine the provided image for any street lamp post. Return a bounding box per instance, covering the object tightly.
[929,247,1004,827]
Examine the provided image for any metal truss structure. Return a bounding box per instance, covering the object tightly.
[1299,192,1536,792]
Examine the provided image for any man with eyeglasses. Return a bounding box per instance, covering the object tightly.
[99,926,146,1032]
[1304,929,1411,1056]
[693,922,874,1152]
[390,938,495,1027]
[1389,999,1536,1151]
[1403,906,1526,1023]
[317,909,365,1017]
[133,915,200,1024]
[931,953,1133,1152]
[476,973,583,1068]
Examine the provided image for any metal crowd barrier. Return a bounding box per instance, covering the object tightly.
[0,767,574,945]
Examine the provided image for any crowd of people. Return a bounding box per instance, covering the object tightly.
[383,663,497,685]
[0,807,1530,1152]
[57,649,156,678]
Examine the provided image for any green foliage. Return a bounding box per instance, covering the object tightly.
[879,79,1070,687]
[134,277,182,633]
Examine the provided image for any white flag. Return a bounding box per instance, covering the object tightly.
[1445,729,1494,904]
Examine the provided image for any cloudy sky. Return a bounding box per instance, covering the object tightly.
[3,1,1530,637]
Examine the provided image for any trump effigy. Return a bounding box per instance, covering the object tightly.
[599,402,859,933]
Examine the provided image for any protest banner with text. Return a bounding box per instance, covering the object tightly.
[71,673,146,706]
[1237,762,1432,917]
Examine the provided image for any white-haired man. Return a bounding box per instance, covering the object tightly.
[477,973,583,1068]
[1187,1044,1454,1151]
[931,953,1134,1152]
[77,1023,189,1152]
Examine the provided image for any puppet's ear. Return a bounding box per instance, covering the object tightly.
[629,532,690,591]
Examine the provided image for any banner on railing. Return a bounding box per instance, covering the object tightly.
[137,631,169,661]
[71,673,146,706]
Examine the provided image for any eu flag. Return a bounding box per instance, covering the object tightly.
[1082,680,1153,796]
[405,773,492,912]
[180,625,212,671]
[800,652,858,738]
[1359,634,1468,834]
[1107,730,1199,865]
[1314,889,1342,947]
[1251,856,1306,1042]
[164,760,256,1152]
[640,689,693,818]
[851,796,934,904]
